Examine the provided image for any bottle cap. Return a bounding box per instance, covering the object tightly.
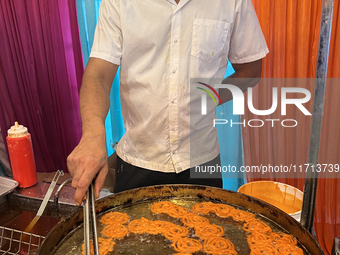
[7,122,28,138]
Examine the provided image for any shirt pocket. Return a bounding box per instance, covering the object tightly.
[191,19,231,62]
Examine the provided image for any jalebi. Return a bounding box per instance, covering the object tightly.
[277,244,304,255]
[101,224,129,239]
[150,201,178,214]
[247,229,301,254]
[181,213,210,229]
[171,237,203,253]
[192,202,216,215]
[203,236,238,255]
[81,237,115,255]
[100,211,130,225]
[273,233,298,246]
[247,232,273,246]
[228,209,255,222]
[243,218,272,233]
[213,204,235,218]
[151,201,189,218]
[127,217,151,234]
[146,220,175,235]
[248,244,279,255]
[163,225,189,241]
[195,224,224,240]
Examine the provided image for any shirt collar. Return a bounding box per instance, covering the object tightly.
[166,0,191,11]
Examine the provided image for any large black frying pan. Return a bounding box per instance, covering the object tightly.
[38,185,324,254]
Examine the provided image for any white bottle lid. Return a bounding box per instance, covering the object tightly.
[7,122,28,138]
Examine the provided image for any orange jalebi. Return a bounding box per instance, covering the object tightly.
[193,202,305,255]
[228,209,255,222]
[195,224,224,240]
[272,232,298,246]
[151,201,189,218]
[150,201,177,214]
[243,218,272,233]
[248,244,279,255]
[150,201,176,213]
[97,237,115,255]
[127,217,151,234]
[247,232,273,246]
[246,227,301,254]
[167,206,190,218]
[192,202,216,215]
[146,220,175,235]
[213,204,235,218]
[181,213,210,229]
[277,244,304,255]
[101,224,129,239]
[203,236,237,255]
[100,211,130,225]
[163,225,189,241]
[171,237,203,253]
[81,237,115,255]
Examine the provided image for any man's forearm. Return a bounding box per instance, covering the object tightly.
[79,58,119,139]
[79,73,111,139]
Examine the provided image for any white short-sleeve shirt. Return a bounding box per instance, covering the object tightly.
[90,0,269,173]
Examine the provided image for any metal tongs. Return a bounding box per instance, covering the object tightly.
[84,181,99,255]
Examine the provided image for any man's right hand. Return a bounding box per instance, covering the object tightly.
[67,133,108,206]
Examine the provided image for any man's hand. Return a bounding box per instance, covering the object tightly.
[67,132,108,205]
[68,58,118,205]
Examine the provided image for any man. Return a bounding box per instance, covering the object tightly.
[67,0,268,205]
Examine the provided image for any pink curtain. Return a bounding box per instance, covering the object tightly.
[0,0,83,173]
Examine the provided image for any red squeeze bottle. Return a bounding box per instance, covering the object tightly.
[6,122,37,188]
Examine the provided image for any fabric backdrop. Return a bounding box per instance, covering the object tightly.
[245,0,340,254]
[0,0,83,172]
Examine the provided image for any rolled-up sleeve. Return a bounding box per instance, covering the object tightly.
[228,0,269,64]
[90,0,122,65]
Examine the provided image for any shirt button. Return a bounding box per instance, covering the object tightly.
[172,70,176,74]
[174,40,178,43]
[171,100,175,104]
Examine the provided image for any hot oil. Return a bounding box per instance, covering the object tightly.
[52,198,309,255]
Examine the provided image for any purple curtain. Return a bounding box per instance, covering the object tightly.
[0,0,83,173]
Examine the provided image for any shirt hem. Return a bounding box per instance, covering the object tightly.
[116,147,220,174]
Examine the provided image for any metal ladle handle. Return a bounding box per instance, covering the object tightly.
[53,178,73,217]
